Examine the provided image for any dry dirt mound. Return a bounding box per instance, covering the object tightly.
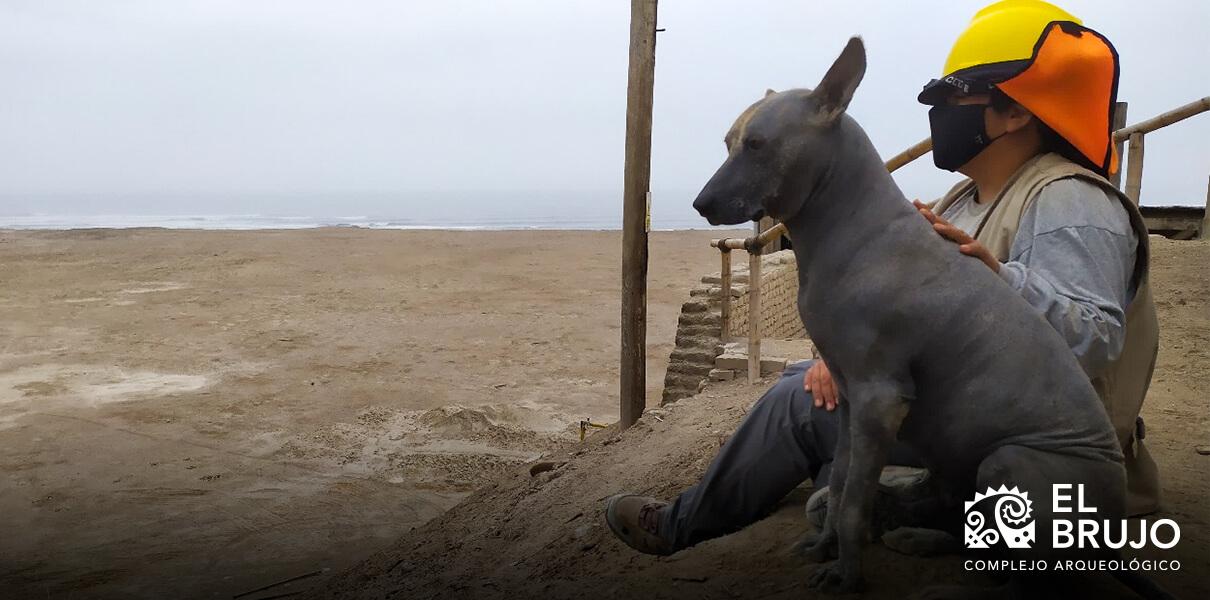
[307,239,1210,599]
[280,403,579,491]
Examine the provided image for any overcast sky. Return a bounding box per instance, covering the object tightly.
[2,0,1207,220]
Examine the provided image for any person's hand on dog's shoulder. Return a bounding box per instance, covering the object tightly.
[803,360,839,411]
[912,200,1001,273]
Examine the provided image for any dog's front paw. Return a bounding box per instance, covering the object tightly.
[808,560,862,594]
[791,530,838,563]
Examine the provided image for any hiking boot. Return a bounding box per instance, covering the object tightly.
[806,486,830,531]
[804,467,936,534]
[604,494,674,556]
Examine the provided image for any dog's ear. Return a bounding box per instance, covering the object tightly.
[765,88,777,98]
[811,36,866,124]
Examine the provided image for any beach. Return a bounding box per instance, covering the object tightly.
[1,229,1207,599]
[0,227,735,598]
[313,236,1210,600]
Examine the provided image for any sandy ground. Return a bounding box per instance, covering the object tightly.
[0,227,737,599]
[306,238,1210,600]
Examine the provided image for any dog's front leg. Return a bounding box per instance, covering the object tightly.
[808,382,910,594]
[796,400,850,563]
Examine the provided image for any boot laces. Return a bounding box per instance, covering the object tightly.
[638,502,664,535]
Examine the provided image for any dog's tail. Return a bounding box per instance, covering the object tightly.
[1112,570,1179,600]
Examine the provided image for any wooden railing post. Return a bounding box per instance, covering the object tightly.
[758,216,779,254]
[1125,132,1145,205]
[747,240,762,384]
[1109,101,1128,189]
[719,248,731,342]
[1202,175,1210,240]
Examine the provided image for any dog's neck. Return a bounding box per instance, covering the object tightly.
[781,118,911,271]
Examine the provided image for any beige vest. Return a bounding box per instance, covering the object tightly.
[934,153,1161,516]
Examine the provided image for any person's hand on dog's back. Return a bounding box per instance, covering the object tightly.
[912,199,1001,273]
[804,360,839,411]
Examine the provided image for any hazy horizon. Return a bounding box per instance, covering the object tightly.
[0,189,714,230]
[4,0,1208,227]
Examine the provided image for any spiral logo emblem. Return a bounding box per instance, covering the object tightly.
[964,485,1035,549]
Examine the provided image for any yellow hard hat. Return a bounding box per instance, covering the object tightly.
[918,0,1083,104]
[918,0,1122,175]
[944,0,1081,77]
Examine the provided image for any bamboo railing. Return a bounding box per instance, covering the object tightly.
[712,96,1210,383]
[1113,97,1210,205]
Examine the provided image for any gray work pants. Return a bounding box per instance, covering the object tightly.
[659,360,924,552]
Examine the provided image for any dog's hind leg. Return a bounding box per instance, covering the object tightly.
[807,381,911,593]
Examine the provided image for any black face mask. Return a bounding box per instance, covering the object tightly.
[928,103,1003,172]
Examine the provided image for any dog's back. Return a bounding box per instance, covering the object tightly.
[802,201,1123,480]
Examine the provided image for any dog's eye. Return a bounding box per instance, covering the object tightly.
[744,137,765,151]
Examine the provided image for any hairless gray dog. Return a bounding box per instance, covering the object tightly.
[691,38,1171,598]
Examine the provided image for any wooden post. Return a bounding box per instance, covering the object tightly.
[747,223,762,383]
[1202,175,1210,240]
[747,252,762,383]
[757,216,779,254]
[719,249,732,343]
[619,0,658,429]
[1125,132,1145,205]
[1109,102,1128,189]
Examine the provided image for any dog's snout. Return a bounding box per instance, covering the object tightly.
[692,163,760,226]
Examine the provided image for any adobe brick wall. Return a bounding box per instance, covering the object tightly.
[661,250,806,404]
[724,251,805,340]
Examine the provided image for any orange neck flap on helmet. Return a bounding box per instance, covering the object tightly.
[996,21,1121,175]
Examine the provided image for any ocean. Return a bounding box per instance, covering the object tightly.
[0,213,710,231]
[0,191,719,231]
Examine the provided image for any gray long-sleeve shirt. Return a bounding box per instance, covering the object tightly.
[939,178,1138,379]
